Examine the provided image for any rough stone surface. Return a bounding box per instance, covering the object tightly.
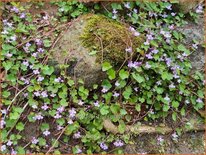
[177,16,205,72]
[174,0,204,13]
[51,14,143,87]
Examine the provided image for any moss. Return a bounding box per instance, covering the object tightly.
[79,14,144,64]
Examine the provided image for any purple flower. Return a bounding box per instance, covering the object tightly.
[6,53,13,58]
[76,148,82,154]
[11,7,19,13]
[164,95,170,102]
[32,52,38,57]
[1,30,9,35]
[25,42,31,47]
[57,125,63,130]
[100,142,108,150]
[112,14,117,19]
[33,69,40,75]
[133,8,138,13]
[144,40,150,45]
[68,119,74,124]
[165,58,172,67]
[102,87,108,93]
[34,91,41,97]
[54,113,62,119]
[146,34,154,40]
[50,93,56,97]
[35,39,43,46]
[41,91,48,98]
[31,137,39,144]
[41,104,49,110]
[73,132,81,139]
[166,4,172,10]
[37,48,44,53]
[20,13,26,19]
[124,2,131,9]
[196,98,203,103]
[1,145,6,152]
[196,5,204,13]
[32,104,38,109]
[112,9,118,14]
[113,140,124,147]
[115,81,120,87]
[151,49,159,54]
[11,149,17,155]
[43,130,50,136]
[192,43,198,49]
[94,101,100,107]
[157,136,164,144]
[171,12,176,16]
[145,62,151,69]
[134,87,139,92]
[37,76,44,82]
[113,92,120,97]
[78,100,84,106]
[169,83,175,89]
[33,113,43,120]
[128,61,141,69]
[54,77,62,83]
[129,26,140,36]
[125,47,132,53]
[169,24,175,30]
[69,108,76,118]
[22,61,29,67]
[171,132,178,141]
[57,106,65,113]
[0,120,6,129]
[145,53,153,59]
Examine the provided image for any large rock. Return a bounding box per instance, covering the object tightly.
[177,16,205,72]
[50,14,143,87]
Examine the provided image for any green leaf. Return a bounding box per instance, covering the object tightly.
[89,50,97,56]
[60,99,68,106]
[118,120,126,134]
[123,86,132,100]
[42,66,54,75]
[107,69,116,80]
[65,122,79,135]
[132,73,145,83]
[163,104,170,112]
[110,104,120,114]
[38,137,46,146]
[100,105,109,115]
[172,101,179,108]
[102,62,112,71]
[2,61,13,71]
[172,112,177,121]
[17,146,25,154]
[16,122,24,131]
[40,123,49,131]
[135,104,141,112]
[119,69,129,80]
[161,72,173,80]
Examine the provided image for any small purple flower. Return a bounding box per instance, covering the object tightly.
[11,7,19,13]
[134,87,139,92]
[32,52,38,57]
[22,61,29,67]
[6,53,13,58]
[185,100,190,104]
[113,92,120,97]
[73,131,81,139]
[78,100,84,106]
[125,47,132,53]
[37,76,44,82]
[196,98,203,103]
[151,49,159,54]
[100,142,108,150]
[115,81,120,87]
[124,2,131,9]
[94,101,100,107]
[33,69,40,75]
[171,12,176,16]
[113,140,124,147]
[41,91,48,98]
[112,14,117,19]
[169,24,175,30]
[33,113,44,120]
[54,113,62,119]
[76,148,82,154]
[169,83,175,89]
[34,91,41,97]
[69,108,76,118]
[25,42,31,47]
[11,149,17,155]
[133,8,138,13]
[144,40,150,45]
[0,120,6,129]
[102,87,108,93]
[54,77,62,83]
[171,132,178,141]
[31,137,39,144]
[50,93,56,97]
[196,5,204,14]
[164,95,170,102]
[145,53,153,59]
[157,136,164,144]
[145,62,151,69]
[192,43,198,49]
[20,13,26,19]
[112,9,118,14]
[41,104,49,110]
[57,106,65,113]
[43,130,50,136]
[146,34,154,40]
[1,145,6,151]
[57,125,63,130]
[68,119,74,124]
[37,48,44,53]
[1,30,8,35]
[32,104,38,109]
[166,4,172,10]
[35,39,43,46]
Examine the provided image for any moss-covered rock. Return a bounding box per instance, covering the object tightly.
[51,14,143,87]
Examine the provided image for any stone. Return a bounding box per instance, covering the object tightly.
[174,0,204,13]
[177,16,205,72]
[50,14,143,87]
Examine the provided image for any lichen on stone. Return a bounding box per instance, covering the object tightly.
[79,14,144,64]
